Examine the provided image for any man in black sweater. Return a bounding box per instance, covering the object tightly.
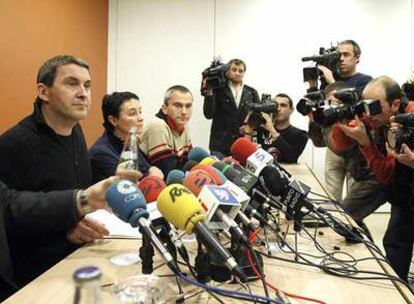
[0,55,108,287]
[203,58,260,158]
[0,177,116,301]
[243,93,308,163]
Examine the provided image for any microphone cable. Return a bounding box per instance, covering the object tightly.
[178,273,285,304]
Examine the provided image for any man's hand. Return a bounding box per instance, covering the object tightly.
[67,217,109,245]
[261,113,279,139]
[317,65,335,84]
[148,166,164,179]
[337,115,371,146]
[388,143,414,169]
[84,176,119,210]
[201,79,213,96]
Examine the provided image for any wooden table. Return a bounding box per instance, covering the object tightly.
[4,164,414,304]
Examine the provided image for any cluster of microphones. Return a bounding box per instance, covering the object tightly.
[105,137,363,283]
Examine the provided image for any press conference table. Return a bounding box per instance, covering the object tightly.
[4,164,414,304]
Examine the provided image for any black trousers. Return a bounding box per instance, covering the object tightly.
[383,203,414,281]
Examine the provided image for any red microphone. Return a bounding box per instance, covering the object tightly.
[183,170,217,196]
[230,137,257,165]
[191,164,223,185]
[138,176,167,202]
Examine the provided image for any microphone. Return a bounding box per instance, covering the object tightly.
[221,156,240,166]
[231,138,273,176]
[183,168,255,231]
[231,137,291,178]
[199,156,218,166]
[105,180,181,275]
[166,169,186,185]
[188,147,211,163]
[182,160,198,172]
[157,184,247,280]
[138,176,190,263]
[211,161,279,227]
[191,164,223,185]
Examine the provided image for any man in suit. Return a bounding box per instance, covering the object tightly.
[203,58,260,157]
[0,177,117,301]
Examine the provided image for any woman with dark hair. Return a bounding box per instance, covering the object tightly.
[89,92,163,183]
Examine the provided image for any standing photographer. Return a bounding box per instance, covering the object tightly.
[308,40,372,93]
[243,93,308,163]
[203,58,260,158]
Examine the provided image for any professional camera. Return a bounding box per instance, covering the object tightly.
[200,58,229,96]
[321,88,382,126]
[246,94,278,130]
[296,91,326,116]
[386,113,414,151]
[402,81,414,101]
[302,46,341,82]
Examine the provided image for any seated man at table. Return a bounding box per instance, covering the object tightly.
[140,85,193,176]
[0,55,106,286]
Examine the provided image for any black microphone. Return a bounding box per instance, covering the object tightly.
[212,161,278,226]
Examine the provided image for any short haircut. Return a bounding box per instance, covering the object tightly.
[276,93,293,108]
[324,81,350,96]
[339,40,361,57]
[37,55,89,87]
[367,76,402,105]
[163,85,193,105]
[228,58,246,71]
[102,91,140,132]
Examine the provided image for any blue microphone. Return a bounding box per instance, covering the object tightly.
[105,180,181,275]
[166,169,186,185]
[188,146,211,162]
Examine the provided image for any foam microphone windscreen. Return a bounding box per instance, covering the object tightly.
[183,170,216,196]
[230,137,257,165]
[199,156,216,166]
[188,147,210,163]
[182,160,198,172]
[191,164,223,185]
[105,180,148,227]
[138,176,166,202]
[258,165,288,196]
[157,184,206,234]
[166,169,186,185]
[221,156,240,166]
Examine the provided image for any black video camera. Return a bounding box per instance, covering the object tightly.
[296,91,326,116]
[387,113,414,151]
[321,88,382,126]
[246,94,278,130]
[201,58,229,96]
[402,81,414,101]
[302,46,340,82]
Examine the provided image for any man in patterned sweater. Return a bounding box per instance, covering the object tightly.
[140,85,193,176]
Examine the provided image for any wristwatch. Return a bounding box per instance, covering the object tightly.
[77,189,93,216]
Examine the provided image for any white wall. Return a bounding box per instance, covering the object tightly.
[108,0,413,181]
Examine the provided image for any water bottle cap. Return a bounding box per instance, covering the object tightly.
[73,266,102,282]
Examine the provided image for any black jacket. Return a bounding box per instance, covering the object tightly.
[0,181,79,301]
[0,100,91,286]
[204,84,260,156]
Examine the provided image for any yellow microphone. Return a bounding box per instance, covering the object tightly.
[157,184,247,280]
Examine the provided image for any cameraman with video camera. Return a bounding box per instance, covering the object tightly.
[242,93,308,163]
[337,76,414,281]
[306,40,372,93]
[202,58,260,158]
